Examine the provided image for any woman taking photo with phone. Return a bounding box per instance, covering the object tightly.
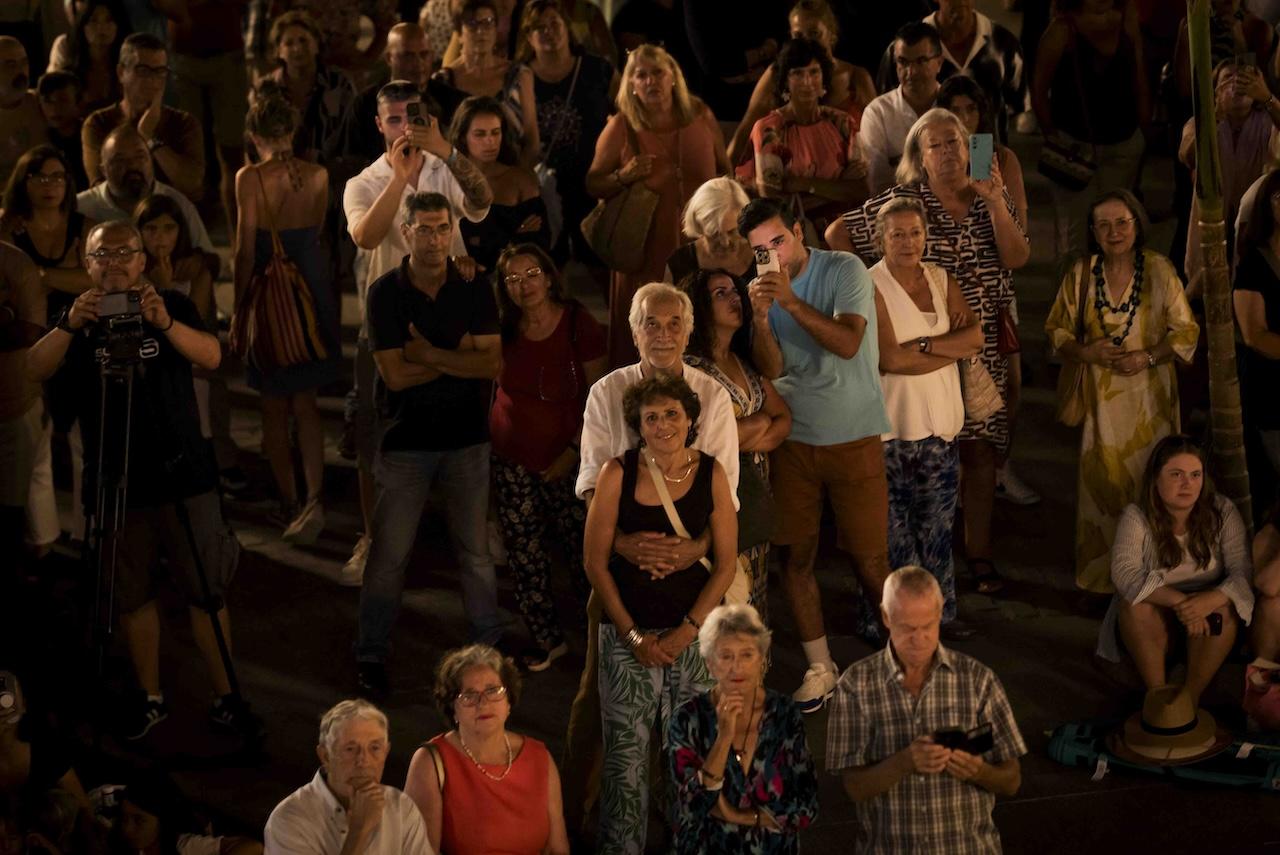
[1096,435,1253,705]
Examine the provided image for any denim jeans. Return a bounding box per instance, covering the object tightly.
[356,441,502,661]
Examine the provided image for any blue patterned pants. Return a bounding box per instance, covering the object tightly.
[597,623,712,855]
[884,437,960,622]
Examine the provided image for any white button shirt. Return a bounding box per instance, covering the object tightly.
[858,88,923,196]
[343,151,489,325]
[264,770,434,855]
[575,362,740,509]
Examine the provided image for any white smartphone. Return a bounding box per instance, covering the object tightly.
[754,247,780,274]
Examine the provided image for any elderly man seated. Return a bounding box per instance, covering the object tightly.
[265,699,433,854]
[826,566,1026,853]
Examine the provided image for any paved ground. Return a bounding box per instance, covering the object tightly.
[12,2,1280,850]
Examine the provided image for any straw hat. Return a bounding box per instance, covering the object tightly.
[1106,684,1233,766]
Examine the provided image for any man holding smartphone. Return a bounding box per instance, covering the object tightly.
[340,80,492,589]
[740,196,890,714]
[827,566,1025,852]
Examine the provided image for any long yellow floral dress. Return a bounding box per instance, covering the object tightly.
[1045,249,1200,592]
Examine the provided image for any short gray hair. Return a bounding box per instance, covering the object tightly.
[881,565,944,614]
[87,219,143,251]
[628,282,694,335]
[698,603,772,662]
[318,699,388,752]
[682,177,750,240]
[873,195,928,254]
[896,107,970,186]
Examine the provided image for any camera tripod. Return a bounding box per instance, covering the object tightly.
[85,350,254,745]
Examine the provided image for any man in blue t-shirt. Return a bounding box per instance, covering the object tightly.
[741,197,892,714]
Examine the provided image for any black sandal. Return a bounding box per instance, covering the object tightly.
[970,558,1005,594]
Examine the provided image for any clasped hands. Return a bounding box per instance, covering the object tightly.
[904,734,985,782]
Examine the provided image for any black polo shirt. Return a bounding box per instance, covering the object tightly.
[366,256,499,453]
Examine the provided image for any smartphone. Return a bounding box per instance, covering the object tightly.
[405,100,427,128]
[969,133,994,182]
[932,729,968,750]
[754,247,780,275]
[1207,612,1224,636]
[933,723,994,754]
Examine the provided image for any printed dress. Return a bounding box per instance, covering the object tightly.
[685,353,772,623]
[669,689,818,854]
[840,182,1026,454]
[1045,250,1199,592]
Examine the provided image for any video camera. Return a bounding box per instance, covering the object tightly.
[96,289,145,366]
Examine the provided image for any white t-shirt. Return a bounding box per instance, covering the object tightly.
[858,88,923,196]
[75,180,215,253]
[343,151,489,325]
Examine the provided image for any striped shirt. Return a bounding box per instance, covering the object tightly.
[826,643,1026,854]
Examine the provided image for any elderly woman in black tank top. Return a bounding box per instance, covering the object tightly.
[1031,0,1150,270]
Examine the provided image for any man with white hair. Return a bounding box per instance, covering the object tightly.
[561,280,740,841]
[826,566,1025,853]
[265,699,433,854]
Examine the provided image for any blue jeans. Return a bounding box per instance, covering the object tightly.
[356,441,502,662]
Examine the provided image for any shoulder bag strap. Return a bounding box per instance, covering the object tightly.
[642,450,714,574]
[1074,256,1090,342]
[544,57,582,156]
[423,741,445,792]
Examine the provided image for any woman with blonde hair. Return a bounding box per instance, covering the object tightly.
[829,107,1028,597]
[586,44,730,368]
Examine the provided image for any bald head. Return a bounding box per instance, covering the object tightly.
[385,23,433,89]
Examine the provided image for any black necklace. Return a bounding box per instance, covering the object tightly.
[1093,251,1144,346]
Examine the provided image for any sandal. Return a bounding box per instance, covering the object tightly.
[520,642,568,673]
[970,559,1005,594]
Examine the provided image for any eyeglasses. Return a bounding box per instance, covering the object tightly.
[27,172,67,185]
[463,15,497,30]
[86,247,143,262]
[456,685,507,707]
[1092,217,1136,233]
[895,54,940,69]
[407,224,451,237]
[127,63,169,79]
[503,266,543,285]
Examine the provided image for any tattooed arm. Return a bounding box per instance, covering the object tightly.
[407,114,493,220]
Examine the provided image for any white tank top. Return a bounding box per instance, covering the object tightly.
[871,260,964,442]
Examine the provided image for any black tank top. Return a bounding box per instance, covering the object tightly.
[1050,28,1139,145]
[606,447,717,630]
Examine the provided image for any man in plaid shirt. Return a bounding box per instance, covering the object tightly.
[826,566,1026,853]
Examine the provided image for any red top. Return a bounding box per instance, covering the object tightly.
[431,733,551,855]
[489,304,605,472]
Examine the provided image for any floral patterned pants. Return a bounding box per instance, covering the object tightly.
[492,455,589,649]
[883,437,960,622]
[597,623,712,855]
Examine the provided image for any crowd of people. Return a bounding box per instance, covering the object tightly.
[3,0,1280,852]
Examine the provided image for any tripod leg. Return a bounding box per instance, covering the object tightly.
[172,495,242,700]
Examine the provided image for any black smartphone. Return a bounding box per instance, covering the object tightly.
[932,729,968,750]
[405,100,427,128]
[1207,612,1224,636]
[964,723,994,755]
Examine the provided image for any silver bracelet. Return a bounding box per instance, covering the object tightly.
[623,626,644,648]
[698,770,724,791]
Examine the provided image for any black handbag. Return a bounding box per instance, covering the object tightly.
[736,454,775,553]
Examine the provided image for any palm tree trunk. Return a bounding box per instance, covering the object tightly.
[1188,0,1253,528]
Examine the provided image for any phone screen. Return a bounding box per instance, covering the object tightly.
[969,133,994,182]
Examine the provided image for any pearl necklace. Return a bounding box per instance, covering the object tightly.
[457,732,514,781]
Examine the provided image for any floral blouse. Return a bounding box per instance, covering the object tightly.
[669,689,818,854]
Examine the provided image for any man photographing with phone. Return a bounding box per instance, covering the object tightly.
[827,566,1025,852]
[25,220,258,742]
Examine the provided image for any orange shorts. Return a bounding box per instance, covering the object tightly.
[769,436,888,560]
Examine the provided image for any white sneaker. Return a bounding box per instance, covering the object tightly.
[996,463,1041,505]
[340,535,370,587]
[793,662,837,714]
[282,497,325,544]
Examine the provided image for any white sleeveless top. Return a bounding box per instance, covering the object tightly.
[871,260,964,442]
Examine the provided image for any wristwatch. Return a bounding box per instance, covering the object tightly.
[55,306,75,333]
[445,145,460,167]
[146,136,167,153]
[917,336,930,353]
